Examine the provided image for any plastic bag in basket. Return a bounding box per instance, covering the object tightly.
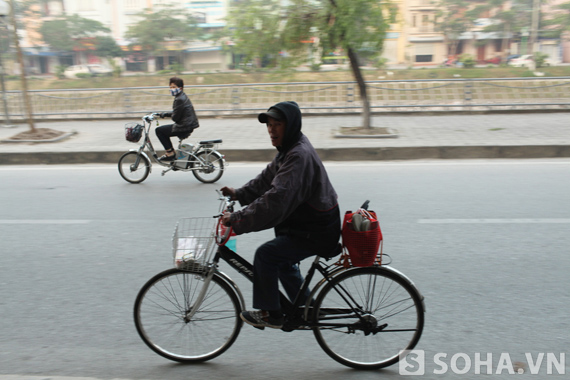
[174,236,205,268]
[341,209,382,267]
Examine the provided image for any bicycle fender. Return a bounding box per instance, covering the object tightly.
[127,149,149,159]
[378,265,426,313]
[201,150,226,170]
[304,265,426,320]
[127,150,152,172]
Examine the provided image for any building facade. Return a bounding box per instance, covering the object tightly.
[13,0,567,75]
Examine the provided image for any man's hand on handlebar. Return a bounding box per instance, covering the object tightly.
[220,186,237,200]
[221,212,232,227]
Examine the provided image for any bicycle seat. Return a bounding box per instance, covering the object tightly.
[199,139,223,145]
[178,132,191,141]
[319,243,342,260]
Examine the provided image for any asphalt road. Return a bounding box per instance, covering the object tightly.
[0,160,569,379]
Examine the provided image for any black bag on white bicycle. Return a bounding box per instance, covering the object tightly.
[125,123,144,143]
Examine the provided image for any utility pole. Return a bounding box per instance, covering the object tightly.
[9,0,35,132]
[0,0,14,128]
[528,0,540,54]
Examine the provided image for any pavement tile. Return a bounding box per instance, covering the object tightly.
[1,112,569,163]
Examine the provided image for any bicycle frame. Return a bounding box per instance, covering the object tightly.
[134,195,426,368]
[197,244,378,332]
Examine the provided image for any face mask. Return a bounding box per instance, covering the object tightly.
[170,87,181,96]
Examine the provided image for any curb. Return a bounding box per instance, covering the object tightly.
[1,145,569,165]
[0,131,77,144]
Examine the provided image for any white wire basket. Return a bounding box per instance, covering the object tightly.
[172,217,217,270]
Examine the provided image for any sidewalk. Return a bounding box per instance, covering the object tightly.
[1,112,569,164]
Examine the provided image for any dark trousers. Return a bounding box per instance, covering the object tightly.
[252,235,314,311]
[155,124,190,151]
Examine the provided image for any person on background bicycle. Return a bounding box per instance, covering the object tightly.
[221,101,340,329]
[156,77,199,162]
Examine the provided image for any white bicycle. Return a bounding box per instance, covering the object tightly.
[118,113,225,184]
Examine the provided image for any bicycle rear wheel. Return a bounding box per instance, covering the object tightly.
[192,150,224,183]
[312,266,424,369]
[118,151,150,184]
[134,268,243,363]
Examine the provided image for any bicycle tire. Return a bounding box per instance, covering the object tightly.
[312,266,424,369]
[192,150,224,183]
[134,268,243,363]
[118,151,150,184]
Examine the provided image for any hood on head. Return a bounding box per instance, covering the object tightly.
[258,101,302,153]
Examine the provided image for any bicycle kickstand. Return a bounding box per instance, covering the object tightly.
[161,167,173,176]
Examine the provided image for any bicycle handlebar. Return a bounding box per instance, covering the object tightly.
[142,112,160,123]
[215,190,235,217]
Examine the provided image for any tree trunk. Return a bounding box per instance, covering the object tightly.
[347,47,370,129]
[10,0,35,132]
[528,0,540,54]
[501,23,510,61]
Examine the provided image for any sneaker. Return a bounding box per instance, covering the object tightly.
[159,154,175,162]
[240,310,284,329]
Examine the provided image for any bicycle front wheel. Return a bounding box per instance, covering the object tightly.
[192,150,224,183]
[118,151,150,184]
[134,268,243,363]
[312,267,424,369]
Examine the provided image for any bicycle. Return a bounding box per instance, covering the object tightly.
[118,113,225,184]
[133,193,425,369]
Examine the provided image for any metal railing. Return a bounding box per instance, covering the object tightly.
[1,77,570,121]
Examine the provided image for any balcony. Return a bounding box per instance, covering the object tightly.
[409,0,437,9]
[413,26,436,33]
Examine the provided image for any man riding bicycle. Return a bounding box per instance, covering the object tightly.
[221,101,341,329]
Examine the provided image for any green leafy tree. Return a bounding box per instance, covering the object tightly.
[39,14,110,52]
[458,53,475,68]
[225,0,283,68]
[125,7,200,69]
[533,51,549,68]
[94,36,123,58]
[468,0,516,59]
[471,0,546,55]
[434,0,475,58]
[226,0,396,129]
[314,0,395,129]
[543,1,570,38]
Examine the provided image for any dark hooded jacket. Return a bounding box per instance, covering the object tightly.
[230,101,340,256]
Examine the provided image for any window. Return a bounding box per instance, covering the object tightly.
[415,43,434,63]
[416,55,433,62]
[125,0,144,10]
[77,0,94,11]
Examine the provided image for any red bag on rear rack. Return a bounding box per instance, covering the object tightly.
[341,209,383,267]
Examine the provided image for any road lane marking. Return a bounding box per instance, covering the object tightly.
[0,220,91,224]
[418,218,570,224]
[0,159,570,171]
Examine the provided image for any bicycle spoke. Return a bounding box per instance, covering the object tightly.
[312,267,424,369]
[134,269,242,362]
